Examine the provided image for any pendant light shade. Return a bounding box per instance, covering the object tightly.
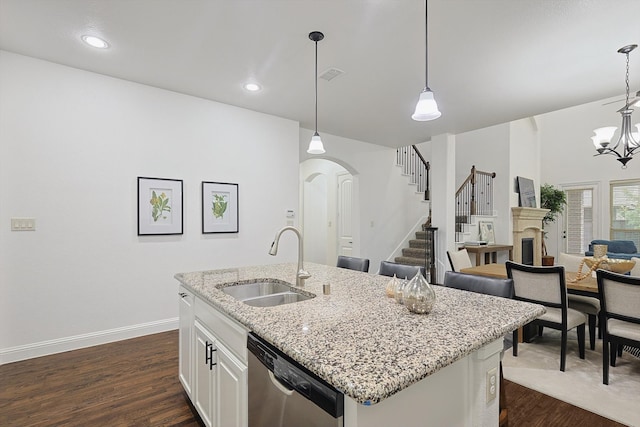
[308,132,325,154]
[412,0,440,122]
[412,88,441,121]
[307,31,325,154]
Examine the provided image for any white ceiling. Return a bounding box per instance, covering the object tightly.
[1,0,639,148]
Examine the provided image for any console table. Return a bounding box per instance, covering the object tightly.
[464,244,513,265]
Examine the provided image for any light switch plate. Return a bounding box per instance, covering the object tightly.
[11,217,36,231]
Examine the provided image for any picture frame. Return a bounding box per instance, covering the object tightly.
[137,177,183,235]
[202,181,239,233]
[479,220,495,244]
[516,176,537,208]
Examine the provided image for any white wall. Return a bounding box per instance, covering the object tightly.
[299,129,430,274]
[0,51,300,362]
[538,95,640,256]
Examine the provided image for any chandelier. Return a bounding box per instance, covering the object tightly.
[591,44,640,168]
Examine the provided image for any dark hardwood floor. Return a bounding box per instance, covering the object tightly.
[0,330,626,427]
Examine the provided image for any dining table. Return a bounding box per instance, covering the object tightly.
[460,263,598,296]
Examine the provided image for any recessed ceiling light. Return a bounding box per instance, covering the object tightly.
[243,82,261,92]
[81,35,109,49]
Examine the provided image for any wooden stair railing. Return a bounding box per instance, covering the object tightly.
[396,145,430,200]
[455,165,496,241]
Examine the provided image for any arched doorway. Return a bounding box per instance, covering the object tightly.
[300,159,357,265]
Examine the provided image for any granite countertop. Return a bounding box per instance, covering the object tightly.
[175,262,544,405]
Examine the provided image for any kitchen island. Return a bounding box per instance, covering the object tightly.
[176,262,544,427]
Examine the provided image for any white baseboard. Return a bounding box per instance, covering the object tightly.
[0,317,178,365]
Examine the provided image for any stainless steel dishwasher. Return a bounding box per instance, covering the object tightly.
[247,333,344,427]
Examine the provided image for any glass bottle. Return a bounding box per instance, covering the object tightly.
[385,274,400,298]
[403,271,436,314]
[394,277,409,304]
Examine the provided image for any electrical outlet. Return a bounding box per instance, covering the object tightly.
[486,367,497,403]
[11,217,36,231]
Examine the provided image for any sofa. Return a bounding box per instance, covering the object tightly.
[584,239,640,260]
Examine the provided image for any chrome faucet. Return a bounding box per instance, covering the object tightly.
[268,226,311,287]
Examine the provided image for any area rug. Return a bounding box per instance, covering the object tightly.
[502,330,640,427]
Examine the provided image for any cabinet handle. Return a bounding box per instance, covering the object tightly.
[178,292,188,298]
[205,341,217,370]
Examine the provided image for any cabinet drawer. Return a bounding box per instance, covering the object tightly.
[195,297,248,363]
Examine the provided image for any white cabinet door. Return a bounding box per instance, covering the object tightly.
[217,343,248,427]
[194,321,218,427]
[178,286,194,397]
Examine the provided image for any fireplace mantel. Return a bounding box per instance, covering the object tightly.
[511,207,549,265]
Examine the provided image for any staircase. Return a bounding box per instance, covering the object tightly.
[395,230,433,267]
[455,165,496,244]
[396,145,430,200]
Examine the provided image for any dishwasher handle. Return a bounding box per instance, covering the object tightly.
[269,371,294,396]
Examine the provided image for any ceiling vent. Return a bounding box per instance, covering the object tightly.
[319,67,345,81]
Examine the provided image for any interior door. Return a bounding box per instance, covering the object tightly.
[337,172,353,256]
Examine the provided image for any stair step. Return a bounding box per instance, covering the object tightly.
[394,256,427,267]
[414,231,434,240]
[409,239,427,248]
[402,247,428,258]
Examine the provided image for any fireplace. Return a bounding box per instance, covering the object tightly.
[511,207,549,266]
[522,238,534,265]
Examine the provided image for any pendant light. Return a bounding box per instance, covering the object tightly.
[307,31,326,154]
[591,44,640,168]
[412,0,441,121]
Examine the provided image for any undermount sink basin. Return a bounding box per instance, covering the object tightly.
[242,292,312,307]
[220,280,314,307]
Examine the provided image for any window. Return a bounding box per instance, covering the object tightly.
[610,179,640,248]
[564,187,594,254]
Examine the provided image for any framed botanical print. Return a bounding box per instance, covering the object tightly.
[202,181,239,233]
[137,177,183,235]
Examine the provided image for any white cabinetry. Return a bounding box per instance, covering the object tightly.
[217,343,248,427]
[178,286,194,397]
[179,289,248,427]
[194,320,217,427]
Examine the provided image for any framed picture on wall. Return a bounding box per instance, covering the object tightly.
[202,181,239,233]
[137,177,183,235]
[479,220,495,244]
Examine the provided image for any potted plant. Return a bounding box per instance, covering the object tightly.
[540,183,567,265]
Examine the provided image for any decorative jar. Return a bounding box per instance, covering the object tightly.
[394,277,409,304]
[385,274,400,298]
[403,271,436,314]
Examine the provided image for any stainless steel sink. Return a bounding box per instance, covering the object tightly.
[243,292,312,307]
[220,280,314,307]
[221,281,292,300]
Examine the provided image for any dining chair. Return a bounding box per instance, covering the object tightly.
[447,248,473,272]
[559,252,601,350]
[506,261,586,372]
[378,261,423,279]
[597,269,640,385]
[336,255,370,273]
[443,271,512,427]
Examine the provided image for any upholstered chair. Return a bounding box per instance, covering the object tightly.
[336,255,370,273]
[378,261,423,280]
[506,261,586,372]
[447,248,473,272]
[597,269,640,385]
[559,252,601,350]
